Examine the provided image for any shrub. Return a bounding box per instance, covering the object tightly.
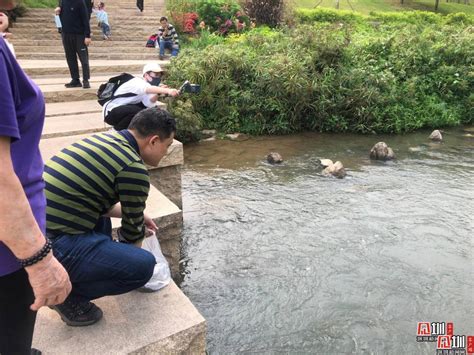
[167,99,203,143]
[166,18,473,135]
[295,8,362,24]
[243,0,285,27]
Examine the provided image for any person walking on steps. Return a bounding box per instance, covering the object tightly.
[136,0,143,12]
[55,0,92,89]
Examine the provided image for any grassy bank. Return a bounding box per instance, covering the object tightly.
[292,0,474,15]
[167,11,473,136]
[22,0,57,8]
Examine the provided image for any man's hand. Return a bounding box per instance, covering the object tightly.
[54,6,61,15]
[84,37,91,46]
[25,252,72,311]
[167,88,179,97]
[144,213,158,233]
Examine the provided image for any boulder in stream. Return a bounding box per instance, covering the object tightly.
[323,161,346,178]
[369,142,395,161]
[429,130,443,142]
[267,152,283,164]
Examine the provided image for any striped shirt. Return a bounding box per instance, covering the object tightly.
[44,130,149,242]
[158,23,179,44]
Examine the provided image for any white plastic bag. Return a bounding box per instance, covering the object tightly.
[140,232,171,292]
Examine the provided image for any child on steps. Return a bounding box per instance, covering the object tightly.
[93,2,111,40]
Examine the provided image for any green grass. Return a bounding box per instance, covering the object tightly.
[292,0,474,15]
[21,0,58,8]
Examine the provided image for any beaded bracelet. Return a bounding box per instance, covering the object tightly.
[16,238,52,267]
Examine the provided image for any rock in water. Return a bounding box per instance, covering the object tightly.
[319,159,334,168]
[267,152,283,164]
[323,161,346,178]
[369,142,395,161]
[429,130,443,141]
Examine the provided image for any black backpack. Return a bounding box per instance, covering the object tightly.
[97,73,136,106]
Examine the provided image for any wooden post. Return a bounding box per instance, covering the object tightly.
[435,0,440,11]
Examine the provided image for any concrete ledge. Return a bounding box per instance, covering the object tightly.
[111,185,182,279]
[33,282,206,354]
[40,134,183,169]
[18,59,169,77]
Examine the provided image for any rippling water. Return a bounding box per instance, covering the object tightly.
[180,128,473,354]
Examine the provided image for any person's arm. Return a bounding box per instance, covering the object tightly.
[115,162,150,244]
[145,85,179,97]
[79,0,91,43]
[104,202,158,232]
[0,137,71,310]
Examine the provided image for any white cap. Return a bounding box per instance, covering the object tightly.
[142,62,164,75]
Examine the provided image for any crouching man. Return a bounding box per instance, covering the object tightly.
[104,62,179,131]
[44,107,176,326]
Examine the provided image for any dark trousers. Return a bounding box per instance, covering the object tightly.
[136,0,144,11]
[105,103,146,130]
[61,32,90,81]
[0,269,36,355]
[51,218,155,303]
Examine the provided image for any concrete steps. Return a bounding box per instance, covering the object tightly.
[16,51,158,60]
[18,2,206,350]
[43,100,166,137]
[40,133,183,170]
[33,281,206,354]
[18,59,169,76]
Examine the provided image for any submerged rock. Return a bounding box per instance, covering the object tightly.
[323,161,346,178]
[267,152,283,164]
[225,133,248,141]
[429,130,443,141]
[369,142,395,161]
[319,159,334,168]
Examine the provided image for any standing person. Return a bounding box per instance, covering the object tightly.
[55,0,92,89]
[93,2,111,40]
[0,1,72,353]
[157,16,179,60]
[136,0,143,12]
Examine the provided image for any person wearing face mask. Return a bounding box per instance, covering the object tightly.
[104,62,179,131]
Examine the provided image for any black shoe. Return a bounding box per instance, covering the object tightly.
[82,80,91,89]
[51,300,103,326]
[31,349,42,355]
[65,80,82,88]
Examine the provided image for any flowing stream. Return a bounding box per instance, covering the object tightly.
[179,127,473,354]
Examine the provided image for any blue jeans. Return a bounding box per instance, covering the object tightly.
[159,40,179,57]
[50,218,155,303]
[101,23,111,38]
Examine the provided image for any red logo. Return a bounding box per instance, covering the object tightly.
[467,335,474,354]
[418,322,431,336]
[437,335,452,349]
[447,322,454,336]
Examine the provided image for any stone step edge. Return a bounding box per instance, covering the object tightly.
[32,281,206,354]
[42,102,167,138]
[111,184,181,232]
[40,133,183,170]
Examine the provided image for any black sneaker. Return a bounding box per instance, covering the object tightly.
[51,300,103,326]
[31,349,42,355]
[82,80,91,89]
[65,80,82,88]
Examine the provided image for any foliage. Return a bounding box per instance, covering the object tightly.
[165,19,473,135]
[3,3,27,23]
[168,0,249,35]
[295,8,362,24]
[243,0,285,27]
[20,0,57,8]
[167,99,203,143]
[292,0,474,16]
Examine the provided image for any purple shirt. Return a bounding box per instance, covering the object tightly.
[0,38,46,277]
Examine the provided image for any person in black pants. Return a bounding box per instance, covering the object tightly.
[55,0,92,89]
[136,0,144,12]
